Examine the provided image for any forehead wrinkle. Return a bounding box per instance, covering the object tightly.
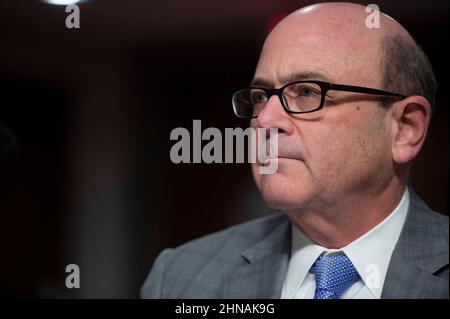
[280,70,335,85]
[251,69,335,88]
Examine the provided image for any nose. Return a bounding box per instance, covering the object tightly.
[256,94,294,135]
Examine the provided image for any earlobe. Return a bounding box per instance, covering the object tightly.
[391,96,431,164]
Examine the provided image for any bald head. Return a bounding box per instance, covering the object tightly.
[257,3,411,87]
[256,2,436,108]
[276,2,415,42]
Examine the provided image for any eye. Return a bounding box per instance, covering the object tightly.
[301,87,315,97]
[297,85,320,97]
[250,91,268,104]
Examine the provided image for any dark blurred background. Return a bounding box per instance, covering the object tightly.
[0,0,448,298]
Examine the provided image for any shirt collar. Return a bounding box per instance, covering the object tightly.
[283,188,410,299]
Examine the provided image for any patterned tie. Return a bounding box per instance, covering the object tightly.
[310,253,360,299]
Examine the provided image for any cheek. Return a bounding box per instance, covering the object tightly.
[304,110,389,187]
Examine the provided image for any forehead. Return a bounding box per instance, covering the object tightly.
[254,13,383,87]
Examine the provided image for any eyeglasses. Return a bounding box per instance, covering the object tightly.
[232,80,406,118]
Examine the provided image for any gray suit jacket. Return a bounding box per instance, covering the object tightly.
[140,189,449,298]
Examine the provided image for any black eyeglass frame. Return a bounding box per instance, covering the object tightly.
[232,80,406,119]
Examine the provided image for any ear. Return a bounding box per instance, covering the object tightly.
[390,96,432,164]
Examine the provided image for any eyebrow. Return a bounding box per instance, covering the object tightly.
[250,70,334,88]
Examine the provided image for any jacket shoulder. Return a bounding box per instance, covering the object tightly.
[408,190,448,244]
[174,212,287,254]
[140,212,288,298]
[398,189,449,277]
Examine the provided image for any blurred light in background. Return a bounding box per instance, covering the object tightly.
[43,0,86,5]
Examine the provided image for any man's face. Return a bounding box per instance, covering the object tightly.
[251,9,394,213]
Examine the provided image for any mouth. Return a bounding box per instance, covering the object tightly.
[258,156,301,166]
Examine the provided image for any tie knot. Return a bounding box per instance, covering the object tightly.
[310,253,360,299]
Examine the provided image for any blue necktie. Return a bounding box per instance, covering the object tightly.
[310,253,360,299]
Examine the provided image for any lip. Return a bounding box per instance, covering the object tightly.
[258,156,301,165]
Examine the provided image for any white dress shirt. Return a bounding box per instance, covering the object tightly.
[281,188,409,299]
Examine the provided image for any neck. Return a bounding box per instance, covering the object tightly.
[286,179,406,249]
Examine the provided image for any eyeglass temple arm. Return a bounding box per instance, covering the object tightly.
[329,83,406,98]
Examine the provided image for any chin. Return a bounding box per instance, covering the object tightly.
[257,173,315,211]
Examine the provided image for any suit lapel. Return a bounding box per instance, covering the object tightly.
[222,215,291,298]
[382,252,448,298]
[381,187,449,298]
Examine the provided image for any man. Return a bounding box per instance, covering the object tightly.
[141,2,448,299]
